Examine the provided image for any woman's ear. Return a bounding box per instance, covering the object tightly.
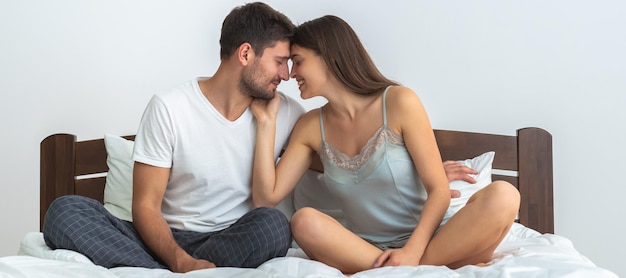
[237,43,255,66]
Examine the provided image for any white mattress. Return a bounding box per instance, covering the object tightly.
[0,223,617,278]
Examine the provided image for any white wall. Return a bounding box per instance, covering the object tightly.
[1,0,623,275]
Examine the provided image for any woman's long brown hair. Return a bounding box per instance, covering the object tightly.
[291,15,398,95]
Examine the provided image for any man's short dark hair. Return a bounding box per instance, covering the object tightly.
[219,2,295,60]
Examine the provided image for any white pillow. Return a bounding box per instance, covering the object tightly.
[448,151,495,214]
[18,232,94,264]
[103,134,135,221]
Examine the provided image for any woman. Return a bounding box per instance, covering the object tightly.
[250,15,520,274]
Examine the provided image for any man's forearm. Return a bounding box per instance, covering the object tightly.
[133,207,193,271]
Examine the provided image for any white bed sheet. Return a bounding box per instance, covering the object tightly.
[0,223,617,278]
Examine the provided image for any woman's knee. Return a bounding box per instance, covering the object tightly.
[491,180,521,207]
[474,181,521,217]
[290,207,328,242]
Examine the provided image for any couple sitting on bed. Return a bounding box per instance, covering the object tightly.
[42,2,520,274]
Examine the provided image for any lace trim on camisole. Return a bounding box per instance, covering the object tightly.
[319,126,404,172]
[318,86,404,172]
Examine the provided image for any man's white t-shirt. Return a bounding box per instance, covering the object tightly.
[133,77,304,233]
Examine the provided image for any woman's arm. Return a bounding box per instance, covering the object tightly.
[377,87,451,267]
[250,98,318,207]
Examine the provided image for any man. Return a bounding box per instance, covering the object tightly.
[43,2,304,273]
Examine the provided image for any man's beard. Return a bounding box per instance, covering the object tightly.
[240,62,278,100]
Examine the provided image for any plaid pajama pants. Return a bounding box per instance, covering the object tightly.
[42,195,291,269]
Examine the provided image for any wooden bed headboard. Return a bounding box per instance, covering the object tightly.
[40,128,554,234]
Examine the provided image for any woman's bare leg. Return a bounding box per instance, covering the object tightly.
[291,207,383,274]
[420,180,520,268]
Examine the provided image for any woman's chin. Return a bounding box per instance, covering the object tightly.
[298,88,320,100]
[299,90,310,99]
[300,93,315,100]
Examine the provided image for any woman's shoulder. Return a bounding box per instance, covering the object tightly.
[290,107,323,147]
[301,107,321,120]
[293,107,322,130]
[384,85,422,109]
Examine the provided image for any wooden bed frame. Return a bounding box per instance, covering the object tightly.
[39,127,554,234]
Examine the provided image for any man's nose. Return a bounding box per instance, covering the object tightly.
[289,66,296,79]
[279,64,289,81]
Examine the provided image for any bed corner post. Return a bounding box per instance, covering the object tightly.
[40,134,77,231]
[517,127,554,234]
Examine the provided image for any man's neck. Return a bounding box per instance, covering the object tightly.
[198,64,253,121]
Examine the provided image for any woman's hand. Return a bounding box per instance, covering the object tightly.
[373,247,422,268]
[250,94,281,124]
[250,93,281,207]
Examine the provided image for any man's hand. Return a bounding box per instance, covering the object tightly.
[171,252,216,273]
[443,161,478,198]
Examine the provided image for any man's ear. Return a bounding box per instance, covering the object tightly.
[237,43,255,66]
